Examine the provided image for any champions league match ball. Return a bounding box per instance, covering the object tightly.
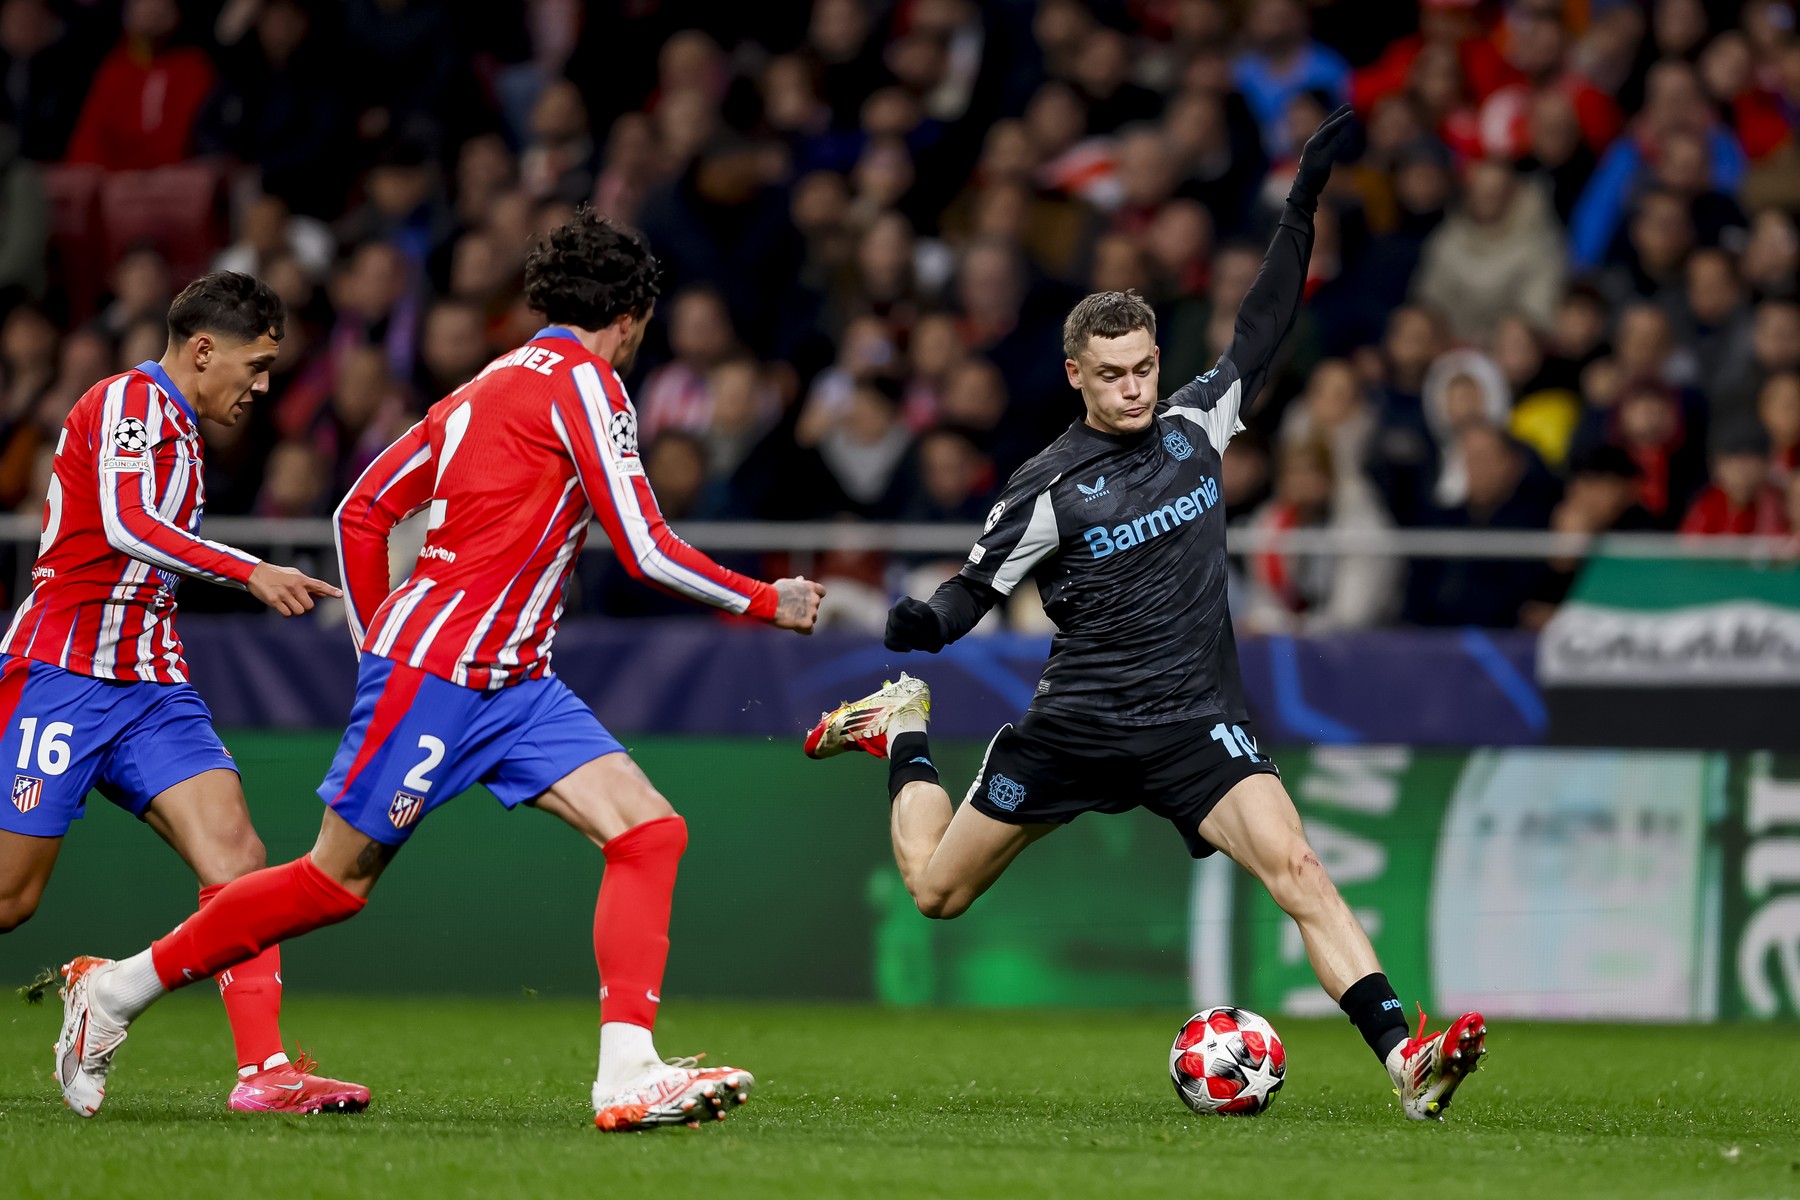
[1169,1007,1287,1116]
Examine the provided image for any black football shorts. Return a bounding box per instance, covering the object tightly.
[963,710,1280,858]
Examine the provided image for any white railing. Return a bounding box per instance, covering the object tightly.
[0,513,1788,595]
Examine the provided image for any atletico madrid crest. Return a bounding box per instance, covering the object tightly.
[12,774,43,814]
[388,790,424,829]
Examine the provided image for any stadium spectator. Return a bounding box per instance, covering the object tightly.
[1422,347,1511,507]
[1680,420,1791,534]
[1610,378,1708,526]
[1493,312,1581,469]
[64,0,214,170]
[1243,437,1398,633]
[415,298,487,398]
[1233,0,1350,156]
[1760,372,1800,481]
[1685,248,1756,397]
[0,301,52,505]
[214,193,333,281]
[0,0,91,160]
[1406,424,1559,627]
[197,0,340,216]
[1413,158,1566,339]
[1569,61,1746,270]
[94,245,171,343]
[1478,3,1621,161]
[898,424,994,524]
[0,124,45,308]
[637,286,738,444]
[521,79,596,205]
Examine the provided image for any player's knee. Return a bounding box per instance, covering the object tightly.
[0,892,40,933]
[215,829,268,880]
[1266,843,1335,915]
[913,885,971,921]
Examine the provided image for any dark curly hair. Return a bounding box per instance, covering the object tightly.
[167,271,285,345]
[524,206,663,330]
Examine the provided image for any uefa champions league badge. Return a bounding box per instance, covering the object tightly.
[1163,429,1194,461]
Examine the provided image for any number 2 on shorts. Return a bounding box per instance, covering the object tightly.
[1208,722,1258,762]
[404,734,446,791]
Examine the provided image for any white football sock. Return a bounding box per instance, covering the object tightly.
[890,710,928,737]
[91,949,166,1023]
[596,1022,661,1092]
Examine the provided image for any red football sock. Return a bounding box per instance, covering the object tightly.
[595,815,687,1029]
[153,857,365,992]
[198,883,286,1073]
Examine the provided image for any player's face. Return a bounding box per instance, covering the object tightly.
[1069,329,1160,435]
[613,306,655,374]
[196,331,281,426]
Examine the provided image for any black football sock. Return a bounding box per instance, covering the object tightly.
[1339,972,1409,1064]
[887,731,939,799]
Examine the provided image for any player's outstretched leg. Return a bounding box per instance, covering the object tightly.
[54,810,379,1117]
[532,754,753,1131]
[140,769,370,1114]
[805,674,1046,919]
[1198,774,1487,1120]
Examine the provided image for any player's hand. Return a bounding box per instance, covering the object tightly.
[772,576,825,634]
[1291,103,1357,206]
[249,562,342,617]
[885,596,947,653]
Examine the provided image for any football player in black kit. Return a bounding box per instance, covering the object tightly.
[804,107,1488,1121]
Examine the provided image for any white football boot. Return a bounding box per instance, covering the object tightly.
[1387,1006,1488,1120]
[803,673,931,759]
[54,956,132,1118]
[593,1057,754,1131]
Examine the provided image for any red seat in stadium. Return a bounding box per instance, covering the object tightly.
[99,162,230,290]
[41,164,108,324]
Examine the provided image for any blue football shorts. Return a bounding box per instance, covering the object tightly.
[319,654,625,845]
[0,654,238,838]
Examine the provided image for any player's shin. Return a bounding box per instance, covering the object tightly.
[96,856,367,1021]
[199,883,288,1075]
[594,815,686,1089]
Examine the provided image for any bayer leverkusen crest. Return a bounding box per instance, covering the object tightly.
[1163,429,1194,461]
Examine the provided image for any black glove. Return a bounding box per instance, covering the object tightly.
[885,596,947,653]
[1289,103,1357,211]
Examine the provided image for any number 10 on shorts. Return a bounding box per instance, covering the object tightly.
[1209,722,1258,762]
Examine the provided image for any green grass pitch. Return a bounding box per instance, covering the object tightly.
[3,995,1797,1199]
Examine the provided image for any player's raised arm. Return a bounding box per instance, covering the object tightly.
[332,419,436,644]
[553,366,823,633]
[1172,105,1357,435]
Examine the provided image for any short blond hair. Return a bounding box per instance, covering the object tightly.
[1063,290,1157,360]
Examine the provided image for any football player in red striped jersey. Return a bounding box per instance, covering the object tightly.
[55,210,825,1130]
[3,271,367,1114]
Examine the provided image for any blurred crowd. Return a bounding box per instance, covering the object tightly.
[2,0,1800,629]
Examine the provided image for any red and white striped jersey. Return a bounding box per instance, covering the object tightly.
[336,328,776,690]
[2,362,260,682]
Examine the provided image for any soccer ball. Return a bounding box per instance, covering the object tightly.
[1169,1006,1286,1116]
